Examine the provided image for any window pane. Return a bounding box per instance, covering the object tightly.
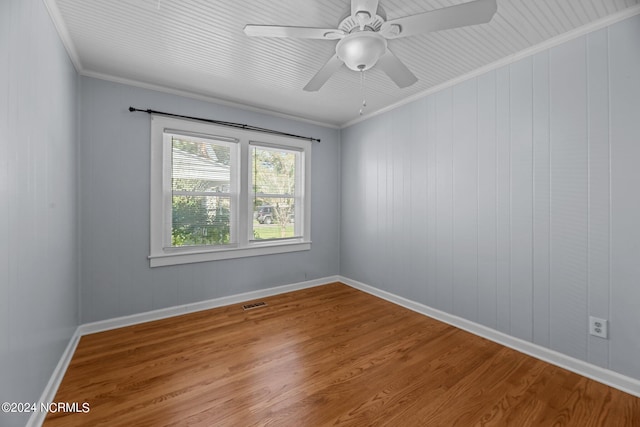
[172,138,230,193]
[251,146,299,241]
[252,197,296,240]
[251,146,296,196]
[172,195,231,247]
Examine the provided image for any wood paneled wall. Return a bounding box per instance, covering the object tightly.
[0,1,79,426]
[340,15,640,381]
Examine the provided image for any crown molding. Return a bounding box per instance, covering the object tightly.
[80,70,340,129]
[340,4,640,129]
[41,0,339,130]
[41,0,640,131]
[42,0,82,72]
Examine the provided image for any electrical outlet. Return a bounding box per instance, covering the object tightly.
[589,316,608,339]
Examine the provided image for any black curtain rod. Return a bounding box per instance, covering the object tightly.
[128,107,321,143]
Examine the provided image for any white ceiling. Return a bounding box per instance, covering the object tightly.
[49,0,639,127]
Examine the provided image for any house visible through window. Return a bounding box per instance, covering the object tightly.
[150,115,311,267]
[170,134,235,247]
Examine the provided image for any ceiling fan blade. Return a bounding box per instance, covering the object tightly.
[303,55,344,91]
[380,0,497,39]
[244,25,345,40]
[351,0,379,27]
[376,49,418,88]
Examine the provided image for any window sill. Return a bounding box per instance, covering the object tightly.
[149,241,311,267]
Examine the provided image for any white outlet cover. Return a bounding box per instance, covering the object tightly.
[589,316,608,339]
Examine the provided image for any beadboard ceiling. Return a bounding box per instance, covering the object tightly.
[49,0,639,127]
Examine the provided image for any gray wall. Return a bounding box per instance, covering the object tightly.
[78,77,341,323]
[341,15,640,381]
[3,3,638,421]
[0,0,79,426]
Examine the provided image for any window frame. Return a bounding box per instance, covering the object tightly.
[150,115,311,267]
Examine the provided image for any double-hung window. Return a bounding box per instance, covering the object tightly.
[150,115,311,267]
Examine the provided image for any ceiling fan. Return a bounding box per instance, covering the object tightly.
[244,0,498,91]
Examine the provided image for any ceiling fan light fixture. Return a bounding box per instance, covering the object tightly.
[336,32,387,71]
[245,0,498,91]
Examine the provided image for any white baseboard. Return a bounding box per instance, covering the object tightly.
[79,275,340,335]
[339,275,640,398]
[31,273,639,427]
[27,328,82,427]
[28,276,339,427]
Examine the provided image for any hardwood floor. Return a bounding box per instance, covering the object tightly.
[45,283,640,426]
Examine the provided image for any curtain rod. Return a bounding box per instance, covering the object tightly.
[128,107,321,143]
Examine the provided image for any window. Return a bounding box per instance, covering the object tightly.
[251,145,301,241]
[150,116,311,267]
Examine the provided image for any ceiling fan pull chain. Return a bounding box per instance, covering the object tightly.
[359,69,367,115]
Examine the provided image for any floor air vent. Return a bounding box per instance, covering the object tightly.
[242,301,267,310]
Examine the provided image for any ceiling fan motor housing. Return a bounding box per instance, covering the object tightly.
[245,0,498,91]
[336,32,387,71]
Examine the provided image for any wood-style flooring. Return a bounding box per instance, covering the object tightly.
[45,282,640,426]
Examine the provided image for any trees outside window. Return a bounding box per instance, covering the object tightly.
[150,115,311,267]
[251,146,298,240]
[170,137,233,247]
